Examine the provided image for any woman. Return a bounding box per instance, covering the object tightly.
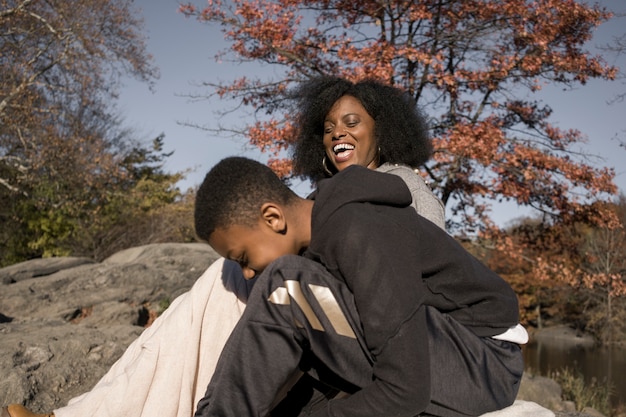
[3,77,445,417]
[291,76,445,229]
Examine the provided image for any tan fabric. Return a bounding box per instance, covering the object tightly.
[54,258,249,417]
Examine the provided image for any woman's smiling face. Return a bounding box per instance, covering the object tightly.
[323,95,378,173]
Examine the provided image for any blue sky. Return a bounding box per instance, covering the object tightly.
[119,0,626,226]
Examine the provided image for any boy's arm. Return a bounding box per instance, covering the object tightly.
[309,206,434,417]
[197,253,402,417]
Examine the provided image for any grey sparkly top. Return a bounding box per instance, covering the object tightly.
[376,163,445,231]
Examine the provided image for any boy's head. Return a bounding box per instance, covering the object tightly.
[195,156,309,279]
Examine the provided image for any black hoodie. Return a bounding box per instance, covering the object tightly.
[303,165,519,416]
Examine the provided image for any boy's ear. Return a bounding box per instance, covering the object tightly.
[260,203,287,234]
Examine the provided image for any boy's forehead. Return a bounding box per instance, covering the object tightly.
[207,225,248,257]
[209,222,266,253]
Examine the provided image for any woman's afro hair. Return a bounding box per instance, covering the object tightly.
[290,76,432,183]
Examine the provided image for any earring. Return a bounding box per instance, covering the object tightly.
[322,156,334,176]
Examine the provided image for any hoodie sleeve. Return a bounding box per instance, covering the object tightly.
[309,203,434,417]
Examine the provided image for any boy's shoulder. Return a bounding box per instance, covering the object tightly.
[313,166,412,212]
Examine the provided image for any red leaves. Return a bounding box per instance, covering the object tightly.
[247,119,295,155]
[180,0,619,234]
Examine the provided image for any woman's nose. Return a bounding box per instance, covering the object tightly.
[332,125,346,139]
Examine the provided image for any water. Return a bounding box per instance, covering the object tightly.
[523,340,626,409]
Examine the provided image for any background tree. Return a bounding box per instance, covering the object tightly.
[79,134,197,261]
[180,0,619,236]
[469,217,563,328]
[601,21,626,151]
[570,195,626,343]
[488,196,626,343]
[0,0,191,265]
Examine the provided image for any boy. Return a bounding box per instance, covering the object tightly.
[193,157,526,417]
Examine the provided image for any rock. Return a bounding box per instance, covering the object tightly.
[0,243,219,412]
[0,320,142,413]
[0,243,217,326]
[0,257,95,285]
[517,373,607,417]
[517,373,563,411]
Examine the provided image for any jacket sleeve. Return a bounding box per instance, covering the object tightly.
[310,205,433,417]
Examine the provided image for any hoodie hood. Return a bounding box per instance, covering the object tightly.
[310,165,413,227]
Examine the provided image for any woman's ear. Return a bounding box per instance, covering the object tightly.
[260,203,287,234]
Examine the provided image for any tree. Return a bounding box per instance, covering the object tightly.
[469,217,563,328]
[600,19,626,150]
[573,195,626,343]
[0,0,168,265]
[180,0,619,236]
[600,10,626,102]
[494,197,626,342]
[65,134,197,261]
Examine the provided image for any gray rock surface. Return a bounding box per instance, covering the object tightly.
[515,373,608,416]
[1,243,219,412]
[0,257,95,285]
[0,243,608,416]
[517,373,565,411]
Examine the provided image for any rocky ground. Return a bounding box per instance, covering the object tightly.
[0,243,610,416]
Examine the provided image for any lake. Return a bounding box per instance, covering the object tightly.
[523,339,626,410]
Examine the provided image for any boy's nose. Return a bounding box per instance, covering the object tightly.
[242,267,257,280]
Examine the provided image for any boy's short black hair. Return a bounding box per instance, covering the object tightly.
[194,157,297,241]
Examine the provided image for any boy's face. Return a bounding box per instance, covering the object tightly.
[208,222,297,280]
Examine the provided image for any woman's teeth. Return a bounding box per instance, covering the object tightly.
[333,143,355,155]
